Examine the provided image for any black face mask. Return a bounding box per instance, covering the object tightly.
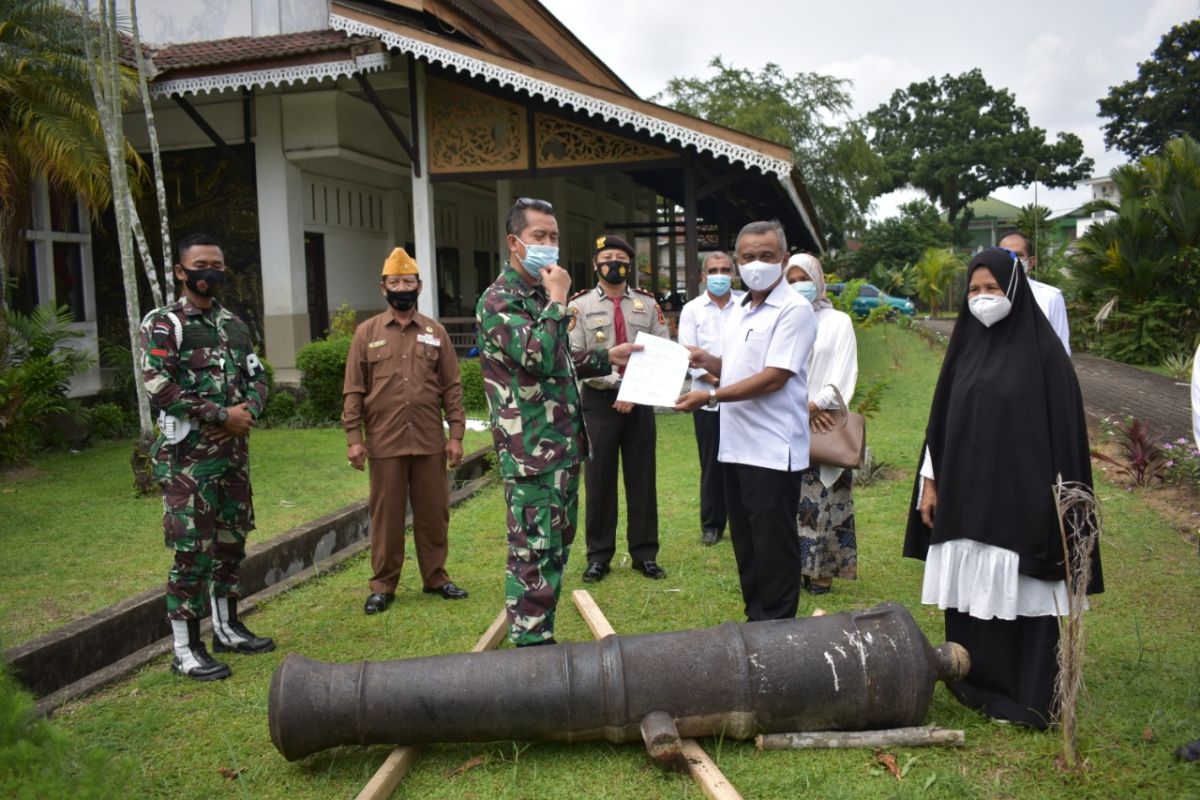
[178,266,225,298]
[597,260,629,285]
[386,288,419,311]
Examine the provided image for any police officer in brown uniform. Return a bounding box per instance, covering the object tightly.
[343,247,469,615]
[568,234,671,582]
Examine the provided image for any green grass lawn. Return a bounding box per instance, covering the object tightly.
[0,426,493,647]
[7,324,1200,798]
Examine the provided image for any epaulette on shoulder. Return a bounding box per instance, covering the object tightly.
[633,287,658,302]
[567,288,589,303]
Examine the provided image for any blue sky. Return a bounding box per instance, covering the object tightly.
[543,0,1199,220]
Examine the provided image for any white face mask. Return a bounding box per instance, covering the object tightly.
[739,260,782,292]
[968,294,1012,327]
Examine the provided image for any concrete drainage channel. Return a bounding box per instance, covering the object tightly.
[4,447,497,717]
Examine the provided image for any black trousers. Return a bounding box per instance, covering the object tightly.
[692,409,727,535]
[725,462,804,620]
[582,386,659,565]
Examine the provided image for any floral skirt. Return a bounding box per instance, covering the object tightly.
[796,466,856,580]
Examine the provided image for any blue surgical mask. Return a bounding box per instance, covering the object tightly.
[706,274,732,296]
[516,239,559,278]
[790,281,817,302]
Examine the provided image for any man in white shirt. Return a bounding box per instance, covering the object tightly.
[676,221,817,620]
[677,251,744,545]
[999,233,1071,356]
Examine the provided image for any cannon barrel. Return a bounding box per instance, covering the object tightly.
[268,602,967,761]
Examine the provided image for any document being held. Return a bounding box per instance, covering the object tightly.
[616,331,691,407]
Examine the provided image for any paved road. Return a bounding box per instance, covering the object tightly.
[919,319,1193,445]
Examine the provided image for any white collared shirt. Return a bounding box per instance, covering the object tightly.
[717,279,817,471]
[678,289,745,411]
[1028,278,1071,357]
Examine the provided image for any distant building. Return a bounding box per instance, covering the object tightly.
[940,196,1022,251]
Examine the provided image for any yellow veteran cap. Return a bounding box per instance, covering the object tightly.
[382,247,419,277]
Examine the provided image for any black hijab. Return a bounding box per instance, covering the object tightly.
[903,248,1102,592]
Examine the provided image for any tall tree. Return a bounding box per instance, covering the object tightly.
[0,0,119,309]
[654,57,887,249]
[1098,19,1200,159]
[848,199,955,281]
[867,68,1093,231]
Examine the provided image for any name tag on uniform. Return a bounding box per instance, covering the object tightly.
[417,333,441,347]
[368,339,387,349]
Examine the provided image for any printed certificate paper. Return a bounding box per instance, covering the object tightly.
[616,331,691,407]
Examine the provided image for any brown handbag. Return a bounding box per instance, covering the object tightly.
[809,385,866,470]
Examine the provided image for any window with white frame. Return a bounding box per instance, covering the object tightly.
[18,180,95,323]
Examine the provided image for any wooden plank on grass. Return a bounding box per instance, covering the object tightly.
[354,608,508,800]
[570,590,744,800]
[570,589,615,638]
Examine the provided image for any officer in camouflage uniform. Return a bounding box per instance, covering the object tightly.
[141,233,274,682]
[476,198,639,647]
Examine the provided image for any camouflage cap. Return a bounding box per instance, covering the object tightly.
[382,247,419,277]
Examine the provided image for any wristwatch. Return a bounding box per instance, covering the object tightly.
[216,407,229,424]
[706,388,719,409]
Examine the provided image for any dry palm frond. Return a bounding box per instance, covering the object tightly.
[1051,477,1102,770]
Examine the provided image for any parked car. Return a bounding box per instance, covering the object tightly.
[826,283,916,317]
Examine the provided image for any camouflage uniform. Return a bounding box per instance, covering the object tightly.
[140,298,267,621]
[476,267,610,645]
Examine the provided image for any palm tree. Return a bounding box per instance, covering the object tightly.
[0,0,135,308]
[1072,135,1200,361]
[912,247,964,317]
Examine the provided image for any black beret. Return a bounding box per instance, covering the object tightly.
[593,234,635,259]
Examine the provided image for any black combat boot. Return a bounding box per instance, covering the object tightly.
[211,596,276,654]
[170,618,232,681]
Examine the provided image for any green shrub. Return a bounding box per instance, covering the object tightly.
[329,302,359,338]
[0,665,131,798]
[0,305,92,466]
[87,402,132,440]
[459,357,487,414]
[98,339,136,410]
[295,335,351,422]
[262,390,297,425]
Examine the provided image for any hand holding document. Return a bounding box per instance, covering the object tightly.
[616,331,691,407]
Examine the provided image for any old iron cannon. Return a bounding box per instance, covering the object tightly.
[268,602,968,763]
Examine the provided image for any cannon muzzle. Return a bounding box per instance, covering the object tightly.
[269,602,967,761]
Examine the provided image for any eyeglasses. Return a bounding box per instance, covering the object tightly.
[514,197,554,213]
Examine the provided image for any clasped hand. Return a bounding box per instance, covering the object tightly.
[206,402,254,443]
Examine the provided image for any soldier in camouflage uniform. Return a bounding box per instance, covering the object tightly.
[141,233,274,681]
[476,199,639,646]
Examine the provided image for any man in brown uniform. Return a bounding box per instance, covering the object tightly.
[342,247,469,615]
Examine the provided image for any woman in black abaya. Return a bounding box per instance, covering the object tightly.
[903,247,1103,729]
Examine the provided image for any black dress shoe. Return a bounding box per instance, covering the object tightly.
[364,592,395,614]
[423,582,469,600]
[515,637,557,647]
[582,562,610,583]
[701,529,722,545]
[633,560,667,579]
